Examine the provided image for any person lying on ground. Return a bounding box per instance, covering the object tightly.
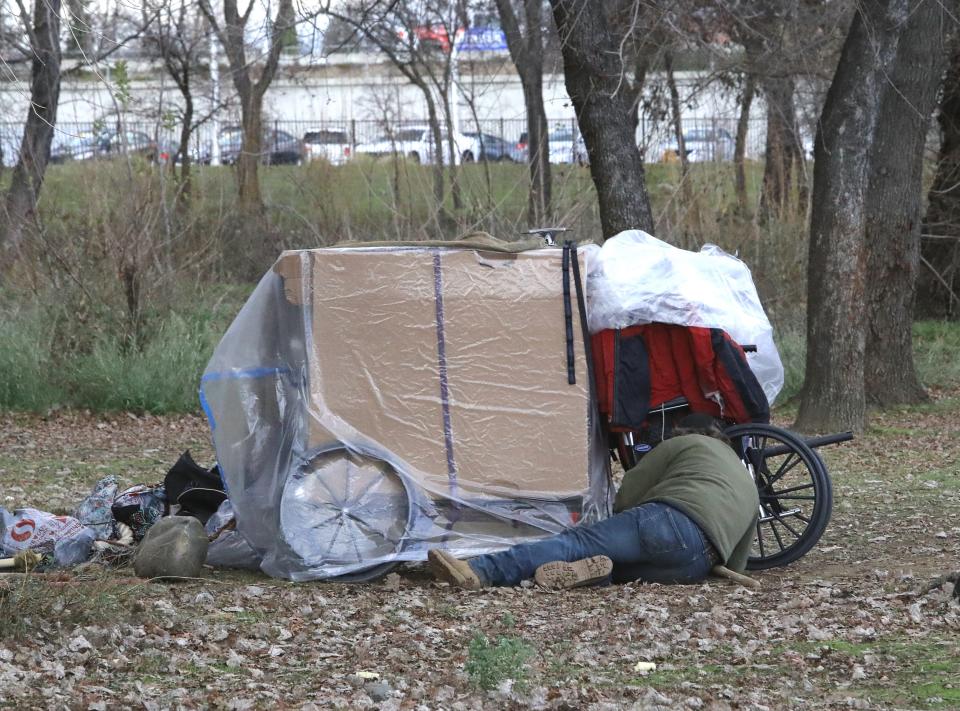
[428,413,759,591]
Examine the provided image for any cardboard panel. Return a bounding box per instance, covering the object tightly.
[439,249,590,495]
[306,249,448,477]
[283,246,592,500]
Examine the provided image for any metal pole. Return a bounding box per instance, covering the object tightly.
[210,28,221,166]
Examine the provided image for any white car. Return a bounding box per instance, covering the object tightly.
[547,128,588,165]
[662,127,735,162]
[515,128,589,165]
[353,126,478,165]
[303,129,353,165]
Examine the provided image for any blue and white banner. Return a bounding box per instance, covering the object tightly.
[456,27,508,52]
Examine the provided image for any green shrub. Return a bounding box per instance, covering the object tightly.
[465,633,534,691]
[0,303,60,410]
[67,310,226,413]
[913,320,960,389]
[773,325,806,406]
[0,288,243,414]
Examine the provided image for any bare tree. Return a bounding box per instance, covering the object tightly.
[920,44,960,319]
[864,2,956,406]
[65,0,92,55]
[495,0,552,225]
[0,0,62,271]
[733,68,756,213]
[716,1,851,218]
[755,6,805,217]
[323,1,471,225]
[144,0,211,202]
[548,0,655,239]
[198,0,296,214]
[663,51,689,184]
[795,0,910,434]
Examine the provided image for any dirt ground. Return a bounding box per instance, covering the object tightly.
[1,391,958,710]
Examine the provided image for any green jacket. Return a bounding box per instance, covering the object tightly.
[614,434,759,572]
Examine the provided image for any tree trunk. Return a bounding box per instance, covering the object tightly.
[665,53,689,181]
[495,0,552,225]
[795,0,910,434]
[760,74,801,217]
[424,94,445,210]
[920,45,960,319]
[735,73,756,214]
[865,2,953,406]
[549,0,655,239]
[441,89,463,212]
[177,84,194,204]
[237,95,263,210]
[66,0,93,56]
[0,0,62,271]
[523,73,552,225]
[201,0,293,216]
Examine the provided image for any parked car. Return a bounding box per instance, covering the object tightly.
[0,134,17,167]
[353,126,476,165]
[219,126,303,165]
[102,129,159,161]
[516,128,588,165]
[303,129,352,165]
[461,132,518,162]
[49,131,102,163]
[662,127,735,162]
[48,128,159,163]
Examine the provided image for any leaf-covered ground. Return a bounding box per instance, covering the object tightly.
[1,393,958,710]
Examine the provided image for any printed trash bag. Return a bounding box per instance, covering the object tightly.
[1,508,96,567]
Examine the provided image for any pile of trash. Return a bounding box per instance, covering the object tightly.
[0,451,241,579]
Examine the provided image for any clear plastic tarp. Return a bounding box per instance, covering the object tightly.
[201,233,781,581]
[582,230,784,403]
[200,240,613,581]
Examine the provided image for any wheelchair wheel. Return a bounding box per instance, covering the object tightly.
[280,444,413,581]
[724,423,833,570]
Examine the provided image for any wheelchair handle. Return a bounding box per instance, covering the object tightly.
[757,431,854,457]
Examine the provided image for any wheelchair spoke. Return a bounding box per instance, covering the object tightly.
[768,482,816,497]
[764,493,816,502]
[769,452,803,486]
[312,472,344,507]
[347,474,384,506]
[772,512,804,539]
[318,518,346,561]
[308,512,339,531]
[767,518,787,552]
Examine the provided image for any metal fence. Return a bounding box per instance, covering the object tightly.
[0,115,768,167]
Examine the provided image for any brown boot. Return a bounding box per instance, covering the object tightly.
[534,555,613,590]
[427,549,485,590]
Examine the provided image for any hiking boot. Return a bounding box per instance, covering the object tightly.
[534,555,613,590]
[427,549,484,590]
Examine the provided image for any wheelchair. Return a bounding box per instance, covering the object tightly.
[603,380,852,571]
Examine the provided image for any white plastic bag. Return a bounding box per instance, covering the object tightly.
[582,230,784,403]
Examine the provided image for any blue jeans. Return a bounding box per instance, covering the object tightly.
[468,502,715,587]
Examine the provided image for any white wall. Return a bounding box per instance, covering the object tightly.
[0,56,779,162]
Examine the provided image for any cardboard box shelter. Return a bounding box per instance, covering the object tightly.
[201,238,612,581]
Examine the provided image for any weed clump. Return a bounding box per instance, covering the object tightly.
[465,632,534,691]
